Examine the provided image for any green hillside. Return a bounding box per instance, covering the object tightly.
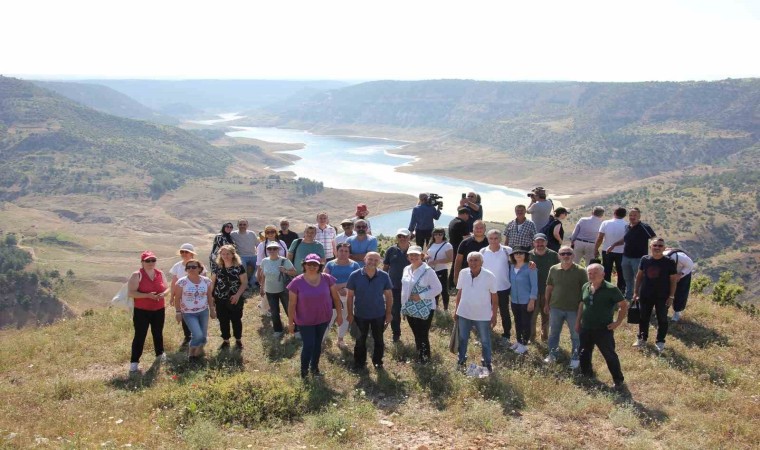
[0,76,232,200]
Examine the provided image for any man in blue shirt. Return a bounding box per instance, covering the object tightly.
[409,193,442,247]
[347,219,378,267]
[347,252,393,370]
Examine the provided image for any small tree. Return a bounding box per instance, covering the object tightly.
[711,271,744,306]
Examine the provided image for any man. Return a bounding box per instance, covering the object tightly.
[607,207,656,301]
[633,237,678,353]
[347,219,378,267]
[527,187,553,231]
[575,263,628,389]
[544,246,588,368]
[480,230,513,346]
[409,193,442,247]
[277,218,299,248]
[383,229,412,342]
[346,252,393,370]
[594,207,627,293]
[454,220,489,282]
[454,252,498,372]
[353,203,372,235]
[529,234,558,343]
[459,191,482,232]
[335,219,355,245]
[287,225,325,275]
[231,218,258,289]
[570,206,605,265]
[315,212,337,262]
[664,247,695,322]
[503,204,537,250]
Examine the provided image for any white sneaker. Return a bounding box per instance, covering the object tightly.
[655,342,665,353]
[129,362,139,373]
[294,332,302,340]
[543,354,556,364]
[510,342,520,351]
[671,312,681,322]
[632,338,645,348]
[273,331,283,338]
[515,344,528,355]
[569,359,580,369]
[158,353,167,363]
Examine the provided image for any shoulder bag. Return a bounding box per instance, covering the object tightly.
[400,268,434,319]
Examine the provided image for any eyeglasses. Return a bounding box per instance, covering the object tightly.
[143,259,157,263]
[559,252,573,256]
[265,230,276,234]
[180,250,191,254]
[186,265,199,270]
[267,248,280,251]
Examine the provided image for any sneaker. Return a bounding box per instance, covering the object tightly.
[235,340,244,349]
[273,331,283,338]
[294,332,302,340]
[515,344,528,355]
[219,341,230,350]
[671,312,681,322]
[632,338,645,348]
[157,353,167,363]
[510,342,520,351]
[655,342,665,353]
[129,362,139,373]
[373,362,384,370]
[569,359,580,370]
[543,354,556,364]
[613,381,627,391]
[336,338,346,349]
[180,337,191,348]
[500,336,512,347]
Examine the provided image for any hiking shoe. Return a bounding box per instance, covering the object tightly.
[219,341,230,350]
[655,342,665,353]
[569,359,580,370]
[543,354,557,364]
[671,312,681,322]
[235,340,244,349]
[515,344,528,355]
[129,362,139,373]
[157,353,167,363]
[632,338,645,348]
[294,332,302,340]
[273,331,283,338]
[510,342,520,351]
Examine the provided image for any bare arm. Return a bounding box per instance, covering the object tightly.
[330,284,343,326]
[453,254,464,283]
[553,223,562,245]
[346,289,355,324]
[490,292,498,328]
[633,269,644,300]
[608,300,628,330]
[288,291,298,334]
[384,289,393,325]
[454,288,462,319]
[594,232,605,256]
[575,301,584,333]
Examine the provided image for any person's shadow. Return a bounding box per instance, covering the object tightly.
[668,319,729,348]
[573,376,669,427]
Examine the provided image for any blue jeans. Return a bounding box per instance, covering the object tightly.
[182,309,209,347]
[621,256,641,300]
[241,255,257,288]
[457,317,492,368]
[298,321,329,376]
[548,308,579,359]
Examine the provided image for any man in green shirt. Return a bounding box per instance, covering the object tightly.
[529,233,559,342]
[575,263,628,389]
[545,245,588,368]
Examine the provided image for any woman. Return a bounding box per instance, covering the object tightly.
[509,247,537,355]
[259,241,297,338]
[127,251,169,373]
[170,243,205,347]
[424,227,453,311]
[546,207,569,252]
[287,253,342,379]
[256,225,288,266]
[209,222,234,274]
[324,243,360,347]
[401,245,442,362]
[173,259,215,362]
[209,245,248,349]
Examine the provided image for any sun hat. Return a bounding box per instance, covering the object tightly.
[178,243,197,255]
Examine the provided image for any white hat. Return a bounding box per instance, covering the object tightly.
[178,243,197,255]
[396,228,411,237]
[407,245,423,254]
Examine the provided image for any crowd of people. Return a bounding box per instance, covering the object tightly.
[127,190,694,389]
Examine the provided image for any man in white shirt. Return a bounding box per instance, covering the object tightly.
[594,207,627,293]
[230,218,258,290]
[664,248,695,322]
[570,206,605,265]
[315,212,338,261]
[480,230,513,346]
[335,219,355,245]
[454,252,498,372]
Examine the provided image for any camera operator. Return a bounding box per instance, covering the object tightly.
[527,187,553,231]
[409,193,443,247]
[459,191,482,233]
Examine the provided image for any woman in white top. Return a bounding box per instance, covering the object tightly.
[256,225,289,269]
[401,245,442,363]
[172,259,215,361]
[665,248,695,322]
[424,227,453,311]
[169,243,205,347]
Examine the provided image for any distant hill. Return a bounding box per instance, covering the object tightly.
[0,76,231,200]
[32,81,178,125]
[259,79,760,176]
[83,79,353,113]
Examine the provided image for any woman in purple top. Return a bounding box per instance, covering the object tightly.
[287,253,343,378]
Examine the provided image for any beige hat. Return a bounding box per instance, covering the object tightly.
[178,243,197,255]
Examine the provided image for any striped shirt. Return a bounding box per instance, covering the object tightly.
[316,225,337,259]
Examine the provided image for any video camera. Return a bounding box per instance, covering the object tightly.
[426,193,444,209]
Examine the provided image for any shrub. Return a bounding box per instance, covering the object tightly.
[691,275,711,294]
[711,271,744,306]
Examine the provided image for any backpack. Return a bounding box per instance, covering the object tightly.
[288,238,303,263]
[665,248,692,265]
[540,217,560,240]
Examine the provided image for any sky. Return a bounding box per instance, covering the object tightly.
[4,0,759,82]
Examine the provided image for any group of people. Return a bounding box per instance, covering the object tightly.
[127,190,693,389]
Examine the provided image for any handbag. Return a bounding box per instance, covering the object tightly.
[627,300,641,324]
[278,258,294,286]
[400,268,434,319]
[111,271,141,313]
[448,319,459,354]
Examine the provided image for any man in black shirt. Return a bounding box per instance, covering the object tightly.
[278,218,299,248]
[448,207,470,288]
[453,220,489,282]
[633,237,677,353]
[607,207,656,301]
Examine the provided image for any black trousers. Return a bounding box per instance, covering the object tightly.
[673,273,691,312]
[511,303,531,345]
[391,288,402,339]
[354,315,386,367]
[435,269,450,310]
[216,300,244,341]
[497,289,512,339]
[414,229,433,248]
[639,296,669,343]
[579,328,624,385]
[181,320,191,339]
[406,309,434,360]
[602,251,626,293]
[131,307,165,363]
[266,291,295,333]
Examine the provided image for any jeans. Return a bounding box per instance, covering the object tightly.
[573,241,596,265]
[241,255,257,288]
[579,328,624,385]
[548,308,579,359]
[497,289,512,339]
[673,273,691,312]
[266,291,292,333]
[215,300,243,341]
[182,309,209,347]
[181,320,191,340]
[391,288,402,339]
[298,321,329,376]
[354,316,387,367]
[602,251,626,293]
[406,309,434,361]
[511,303,532,345]
[131,307,165,363]
[325,294,349,342]
[639,297,669,343]
[414,229,433,248]
[435,269,450,310]
[621,256,641,300]
[529,294,549,343]
[457,317,493,368]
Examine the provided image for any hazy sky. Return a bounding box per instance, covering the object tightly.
[4,0,759,81]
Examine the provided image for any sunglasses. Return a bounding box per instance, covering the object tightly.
[559,252,573,256]
[265,230,276,234]
[180,250,191,254]
[267,248,280,251]
[186,265,199,270]
[143,259,157,263]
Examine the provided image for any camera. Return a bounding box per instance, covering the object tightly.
[528,186,546,199]
[426,193,444,209]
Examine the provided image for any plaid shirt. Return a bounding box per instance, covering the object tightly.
[503,219,536,249]
[316,225,337,259]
